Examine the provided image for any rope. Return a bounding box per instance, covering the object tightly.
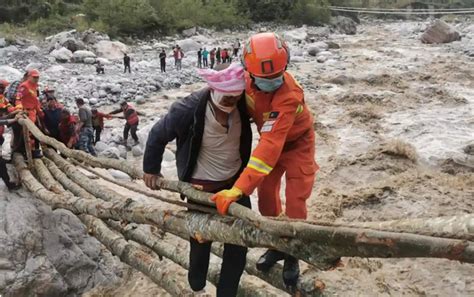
[329,5,474,11]
[329,7,474,14]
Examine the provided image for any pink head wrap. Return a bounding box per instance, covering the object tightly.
[197,63,245,94]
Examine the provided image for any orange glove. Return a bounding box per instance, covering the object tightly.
[211,187,242,215]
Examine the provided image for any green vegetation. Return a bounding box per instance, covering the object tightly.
[0,0,331,37]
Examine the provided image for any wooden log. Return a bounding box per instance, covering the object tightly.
[13,153,474,267]
[19,118,474,245]
[106,221,287,297]
[80,215,195,296]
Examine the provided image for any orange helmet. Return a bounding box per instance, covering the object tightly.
[242,33,290,77]
[28,69,40,77]
[0,80,9,88]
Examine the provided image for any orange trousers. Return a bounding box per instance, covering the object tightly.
[257,130,318,219]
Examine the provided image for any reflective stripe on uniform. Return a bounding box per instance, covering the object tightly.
[247,156,273,175]
[296,104,304,114]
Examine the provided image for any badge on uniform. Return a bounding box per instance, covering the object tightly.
[261,120,276,133]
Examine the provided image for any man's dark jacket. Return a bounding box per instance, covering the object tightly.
[143,88,252,182]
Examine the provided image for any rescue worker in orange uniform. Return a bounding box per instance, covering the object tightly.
[15,69,44,158]
[211,33,319,289]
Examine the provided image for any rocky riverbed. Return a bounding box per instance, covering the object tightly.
[1,17,473,296]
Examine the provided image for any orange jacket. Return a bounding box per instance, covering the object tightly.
[16,81,43,118]
[234,72,317,195]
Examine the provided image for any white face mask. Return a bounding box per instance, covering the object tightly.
[211,90,241,113]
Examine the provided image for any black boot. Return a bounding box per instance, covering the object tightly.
[283,254,300,290]
[256,249,285,272]
[32,149,43,159]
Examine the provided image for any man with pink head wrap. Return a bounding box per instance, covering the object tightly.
[143,63,252,296]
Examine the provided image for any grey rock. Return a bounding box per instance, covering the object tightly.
[331,16,357,35]
[421,20,461,44]
[99,147,121,159]
[178,38,201,52]
[25,45,41,53]
[182,27,197,37]
[73,50,96,62]
[26,63,42,71]
[464,142,474,155]
[0,66,22,81]
[131,146,143,157]
[50,47,73,63]
[94,141,108,153]
[94,40,128,60]
[308,42,328,56]
[83,57,96,64]
[0,38,6,47]
[0,45,19,57]
[283,27,308,42]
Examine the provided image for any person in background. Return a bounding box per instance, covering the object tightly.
[143,63,251,297]
[216,47,221,64]
[197,48,203,68]
[58,109,78,148]
[91,108,111,144]
[202,48,209,68]
[75,98,96,156]
[159,49,167,73]
[109,101,140,146]
[42,97,63,141]
[96,61,105,74]
[174,46,184,71]
[233,39,241,57]
[124,53,131,73]
[210,48,216,69]
[221,48,228,64]
[15,69,44,158]
[0,111,21,191]
[211,33,318,290]
[228,48,233,63]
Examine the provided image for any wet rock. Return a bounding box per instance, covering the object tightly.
[178,38,201,52]
[464,142,474,155]
[326,41,340,49]
[94,40,128,60]
[283,27,308,42]
[0,193,122,296]
[308,42,329,56]
[331,16,357,35]
[0,66,22,81]
[421,20,461,44]
[329,75,355,85]
[100,147,121,159]
[131,146,143,157]
[73,50,96,62]
[50,47,73,63]
[182,27,197,37]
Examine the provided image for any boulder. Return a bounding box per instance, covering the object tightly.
[96,57,111,65]
[0,45,19,57]
[25,45,40,53]
[283,27,308,42]
[421,20,461,44]
[0,192,122,296]
[131,146,143,157]
[94,141,108,153]
[464,142,474,155]
[73,50,96,62]
[25,63,42,71]
[99,147,121,159]
[153,42,169,49]
[326,41,340,49]
[94,40,128,60]
[177,38,201,52]
[83,57,96,64]
[82,29,110,44]
[47,30,85,52]
[330,16,357,35]
[0,66,22,81]
[0,38,6,47]
[308,42,329,56]
[45,65,66,73]
[182,27,197,37]
[50,47,73,63]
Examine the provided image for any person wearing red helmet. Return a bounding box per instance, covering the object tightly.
[15,68,44,158]
[211,32,319,289]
